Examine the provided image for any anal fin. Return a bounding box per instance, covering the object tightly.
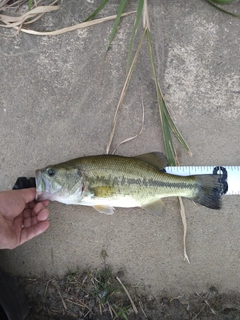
[141,199,166,218]
[93,204,115,215]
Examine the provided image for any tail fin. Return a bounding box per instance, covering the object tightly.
[192,174,222,209]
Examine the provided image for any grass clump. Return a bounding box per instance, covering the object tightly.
[18,265,240,319]
[19,251,137,319]
[20,267,136,319]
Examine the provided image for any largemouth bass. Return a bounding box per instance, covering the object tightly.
[35,152,222,216]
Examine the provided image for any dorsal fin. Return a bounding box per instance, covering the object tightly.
[134,152,168,170]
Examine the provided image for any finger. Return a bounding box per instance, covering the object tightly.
[33,202,49,215]
[25,201,36,210]
[23,201,48,218]
[20,221,50,245]
[41,200,49,207]
[18,188,36,204]
[37,208,50,222]
[26,200,49,210]
[22,208,49,228]
[22,208,34,219]
[22,216,38,228]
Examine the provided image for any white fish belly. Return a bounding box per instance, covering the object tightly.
[78,195,140,208]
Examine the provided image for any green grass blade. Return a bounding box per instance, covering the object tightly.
[211,0,234,3]
[108,0,128,48]
[126,0,144,72]
[161,108,178,166]
[154,74,191,156]
[161,96,192,156]
[205,0,240,17]
[146,29,191,163]
[84,0,109,22]
[28,0,32,11]
[147,31,177,165]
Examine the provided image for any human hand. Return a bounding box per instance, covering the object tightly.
[0,188,50,249]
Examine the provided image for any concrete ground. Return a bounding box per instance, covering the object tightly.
[0,0,240,296]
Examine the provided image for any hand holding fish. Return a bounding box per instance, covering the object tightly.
[0,189,50,249]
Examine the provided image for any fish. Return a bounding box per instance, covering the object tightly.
[35,152,222,217]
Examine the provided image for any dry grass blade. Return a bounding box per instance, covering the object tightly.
[195,292,216,315]
[65,299,87,309]
[107,301,114,318]
[111,95,144,154]
[139,300,147,318]
[0,0,9,10]
[178,197,190,264]
[116,276,138,314]
[105,0,191,261]
[1,11,135,36]
[0,1,135,36]
[192,304,207,320]
[146,28,192,164]
[0,0,61,27]
[143,0,192,160]
[142,0,150,30]
[143,0,191,262]
[0,0,28,10]
[57,287,67,310]
[106,28,146,154]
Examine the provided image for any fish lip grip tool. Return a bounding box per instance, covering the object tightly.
[12,177,36,190]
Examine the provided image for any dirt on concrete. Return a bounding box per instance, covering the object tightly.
[18,267,240,320]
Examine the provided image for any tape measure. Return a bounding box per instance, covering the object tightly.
[165,166,240,195]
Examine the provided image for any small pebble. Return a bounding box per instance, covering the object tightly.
[161,297,169,305]
[209,286,218,295]
[116,270,125,279]
[172,298,180,308]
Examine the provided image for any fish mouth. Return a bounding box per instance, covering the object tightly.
[35,169,50,201]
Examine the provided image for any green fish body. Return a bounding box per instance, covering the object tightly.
[35,152,222,216]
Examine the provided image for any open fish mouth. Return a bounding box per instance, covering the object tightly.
[35,169,51,201]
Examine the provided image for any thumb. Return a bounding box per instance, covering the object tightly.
[17,188,36,204]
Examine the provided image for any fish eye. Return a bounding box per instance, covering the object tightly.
[47,168,56,177]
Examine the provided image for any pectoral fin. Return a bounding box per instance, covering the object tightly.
[141,199,166,217]
[93,205,115,215]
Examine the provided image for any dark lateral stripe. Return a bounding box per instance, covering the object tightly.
[127,177,196,190]
[94,175,196,190]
